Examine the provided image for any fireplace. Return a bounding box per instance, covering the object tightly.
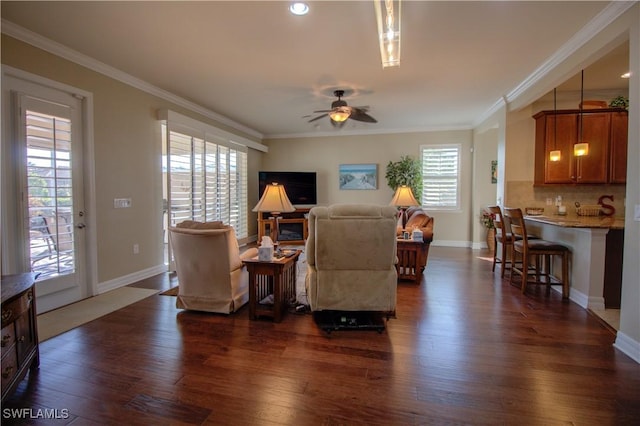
[278,222,304,242]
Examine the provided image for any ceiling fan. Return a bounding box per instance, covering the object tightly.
[307,90,377,126]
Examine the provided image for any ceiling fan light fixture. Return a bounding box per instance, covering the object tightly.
[374,0,401,68]
[329,107,350,122]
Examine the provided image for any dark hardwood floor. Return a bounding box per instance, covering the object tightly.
[4,247,639,425]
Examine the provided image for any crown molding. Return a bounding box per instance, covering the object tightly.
[265,122,473,140]
[1,19,264,140]
[504,1,635,105]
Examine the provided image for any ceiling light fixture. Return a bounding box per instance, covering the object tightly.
[574,70,589,157]
[374,0,401,68]
[328,107,351,123]
[621,72,631,78]
[549,88,561,162]
[289,2,309,16]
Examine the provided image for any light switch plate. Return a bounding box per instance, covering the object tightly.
[114,198,132,208]
[634,204,640,222]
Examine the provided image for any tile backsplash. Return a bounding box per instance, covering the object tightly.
[506,181,627,218]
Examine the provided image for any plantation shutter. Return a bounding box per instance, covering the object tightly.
[421,145,460,209]
[165,125,248,238]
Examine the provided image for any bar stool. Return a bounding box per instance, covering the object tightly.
[503,207,570,300]
[488,206,513,278]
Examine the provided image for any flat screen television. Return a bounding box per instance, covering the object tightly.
[258,171,317,206]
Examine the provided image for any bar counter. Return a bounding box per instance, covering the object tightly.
[523,214,624,310]
[524,214,624,230]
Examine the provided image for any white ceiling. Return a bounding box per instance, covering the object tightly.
[1,1,630,139]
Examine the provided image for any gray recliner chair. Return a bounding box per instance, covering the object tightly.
[305,204,398,315]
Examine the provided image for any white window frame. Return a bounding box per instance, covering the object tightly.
[420,144,461,211]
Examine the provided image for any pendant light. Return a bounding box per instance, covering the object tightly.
[549,88,561,162]
[574,70,589,157]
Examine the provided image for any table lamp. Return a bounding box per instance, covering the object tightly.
[253,182,296,241]
[390,185,419,229]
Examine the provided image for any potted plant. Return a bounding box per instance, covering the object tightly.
[480,209,496,253]
[385,155,423,200]
[609,95,629,110]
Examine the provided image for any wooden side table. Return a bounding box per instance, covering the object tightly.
[396,239,428,284]
[243,251,301,322]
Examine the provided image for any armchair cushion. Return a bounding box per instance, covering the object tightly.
[176,220,225,229]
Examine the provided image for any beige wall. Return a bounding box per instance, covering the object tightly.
[263,130,476,246]
[1,35,263,284]
[472,127,499,245]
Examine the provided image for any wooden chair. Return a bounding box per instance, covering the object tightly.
[487,206,512,278]
[503,208,570,300]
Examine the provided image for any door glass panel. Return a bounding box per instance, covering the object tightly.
[26,110,75,279]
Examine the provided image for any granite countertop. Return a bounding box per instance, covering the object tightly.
[524,214,625,229]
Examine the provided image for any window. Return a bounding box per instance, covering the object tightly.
[164,126,248,239]
[421,144,461,210]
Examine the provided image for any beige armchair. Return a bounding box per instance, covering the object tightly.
[169,221,258,314]
[305,204,398,314]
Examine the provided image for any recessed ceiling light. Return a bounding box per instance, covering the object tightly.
[289,2,309,16]
[621,72,631,79]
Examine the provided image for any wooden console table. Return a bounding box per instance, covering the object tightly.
[243,251,301,322]
[396,239,429,284]
[1,273,39,403]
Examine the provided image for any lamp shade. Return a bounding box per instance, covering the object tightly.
[389,185,419,207]
[252,182,296,214]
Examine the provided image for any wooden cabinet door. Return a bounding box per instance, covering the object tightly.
[575,112,609,183]
[544,113,577,184]
[609,111,628,184]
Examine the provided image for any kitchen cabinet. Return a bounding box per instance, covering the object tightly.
[609,111,628,184]
[533,108,628,185]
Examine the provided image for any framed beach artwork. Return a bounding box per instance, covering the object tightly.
[339,164,378,190]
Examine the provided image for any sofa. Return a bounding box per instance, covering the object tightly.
[397,206,434,242]
[305,204,398,314]
[169,220,258,314]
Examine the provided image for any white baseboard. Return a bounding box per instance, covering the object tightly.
[431,240,471,248]
[97,264,167,294]
[614,331,640,364]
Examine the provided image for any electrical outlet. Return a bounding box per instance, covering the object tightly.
[634,205,640,222]
[133,244,139,254]
[546,198,553,206]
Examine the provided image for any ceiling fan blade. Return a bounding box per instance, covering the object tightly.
[313,109,333,113]
[308,113,328,123]
[349,108,377,123]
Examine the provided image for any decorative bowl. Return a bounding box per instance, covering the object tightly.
[525,207,544,216]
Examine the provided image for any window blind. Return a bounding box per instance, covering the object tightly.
[421,145,460,210]
[165,127,248,238]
